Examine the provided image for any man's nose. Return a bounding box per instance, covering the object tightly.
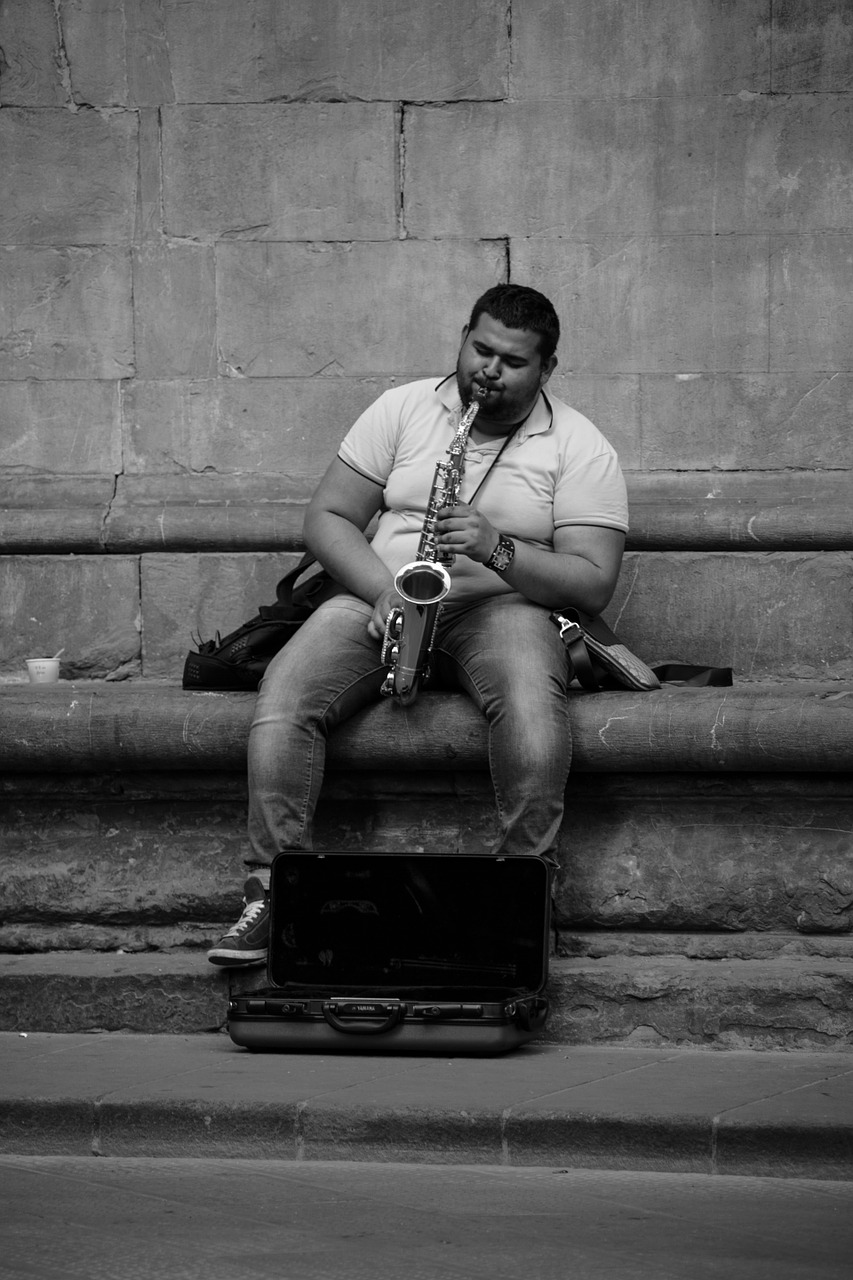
[482,356,501,379]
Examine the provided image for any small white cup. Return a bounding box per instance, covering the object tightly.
[26,657,61,684]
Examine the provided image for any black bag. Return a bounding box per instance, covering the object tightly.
[550,607,732,692]
[182,555,334,691]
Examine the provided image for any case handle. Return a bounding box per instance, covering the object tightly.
[322,1000,404,1035]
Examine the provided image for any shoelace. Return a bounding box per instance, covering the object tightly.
[231,897,267,935]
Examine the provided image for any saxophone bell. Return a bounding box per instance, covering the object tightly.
[380,560,451,704]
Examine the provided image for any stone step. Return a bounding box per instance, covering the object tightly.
[2,944,851,1051]
[4,766,853,937]
[4,1032,853,1178]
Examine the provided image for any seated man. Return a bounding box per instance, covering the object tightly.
[208,283,627,966]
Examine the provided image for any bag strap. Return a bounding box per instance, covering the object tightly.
[550,607,732,692]
[274,552,317,608]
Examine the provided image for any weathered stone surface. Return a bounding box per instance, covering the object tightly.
[132,244,217,379]
[122,376,397,476]
[6,468,852,555]
[216,241,505,377]
[3,770,853,936]
[0,108,138,244]
[138,545,853,680]
[0,248,133,380]
[512,0,771,98]
[163,0,507,103]
[0,557,140,678]
[405,97,853,237]
[0,477,116,552]
[513,237,769,373]
[3,681,853,776]
[134,108,163,244]
[141,553,306,675]
[772,0,853,91]
[546,957,853,1050]
[1,951,852,1049]
[3,547,852,678]
[0,381,121,473]
[609,550,853,679]
[770,234,853,372]
[60,0,177,107]
[163,104,397,241]
[548,375,641,469]
[105,475,311,552]
[0,953,225,1034]
[624,471,853,551]
[638,373,853,470]
[561,789,853,933]
[0,0,65,106]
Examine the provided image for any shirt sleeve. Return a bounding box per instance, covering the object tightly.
[337,389,401,487]
[553,446,629,534]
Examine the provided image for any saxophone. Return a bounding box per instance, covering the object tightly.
[380,388,486,705]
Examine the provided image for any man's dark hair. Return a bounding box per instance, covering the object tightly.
[467,284,560,364]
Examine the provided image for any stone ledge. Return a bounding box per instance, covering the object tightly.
[2,680,852,775]
[3,471,853,552]
[1,952,852,1054]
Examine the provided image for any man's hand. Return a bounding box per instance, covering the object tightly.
[368,585,404,642]
[434,504,499,564]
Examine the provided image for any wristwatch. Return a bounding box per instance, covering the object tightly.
[486,534,515,573]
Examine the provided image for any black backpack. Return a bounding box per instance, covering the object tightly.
[182,555,334,691]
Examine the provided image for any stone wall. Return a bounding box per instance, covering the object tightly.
[0,0,851,678]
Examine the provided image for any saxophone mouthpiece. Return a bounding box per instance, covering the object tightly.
[475,384,488,399]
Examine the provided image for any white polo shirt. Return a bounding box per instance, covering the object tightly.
[338,376,628,604]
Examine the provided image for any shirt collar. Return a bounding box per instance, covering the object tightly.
[435,376,552,441]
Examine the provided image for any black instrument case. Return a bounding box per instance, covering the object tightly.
[228,851,550,1056]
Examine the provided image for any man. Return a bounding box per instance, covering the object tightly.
[208,283,628,966]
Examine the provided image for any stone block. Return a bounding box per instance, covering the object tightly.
[770,234,853,372]
[0,381,121,474]
[60,0,128,105]
[123,376,398,475]
[512,0,771,98]
[163,104,397,242]
[639,372,853,470]
[772,0,853,91]
[625,471,853,552]
[216,241,505,376]
[0,108,137,244]
[608,550,853,679]
[0,477,116,553]
[163,0,506,102]
[105,475,309,553]
[0,556,140,678]
[561,778,853,933]
[60,0,177,106]
[0,0,65,106]
[407,97,851,237]
[548,375,641,470]
[740,94,853,233]
[6,769,853,939]
[134,108,163,244]
[140,552,306,677]
[0,248,133,380]
[513,237,769,373]
[132,244,216,379]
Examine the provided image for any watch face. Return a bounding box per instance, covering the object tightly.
[490,537,514,571]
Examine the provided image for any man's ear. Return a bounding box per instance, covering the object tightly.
[460,324,469,345]
[540,354,557,386]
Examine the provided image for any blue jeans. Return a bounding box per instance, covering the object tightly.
[247,591,572,874]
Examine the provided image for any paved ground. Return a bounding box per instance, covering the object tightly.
[2,1032,852,1178]
[2,1157,853,1279]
